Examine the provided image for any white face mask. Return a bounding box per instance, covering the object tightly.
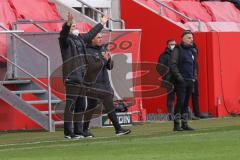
[72,29,80,36]
[169,45,175,50]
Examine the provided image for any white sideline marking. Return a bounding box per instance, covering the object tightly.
[0,136,124,152]
[0,135,117,149]
[0,128,214,149]
[0,129,228,152]
[0,129,236,152]
[0,126,228,149]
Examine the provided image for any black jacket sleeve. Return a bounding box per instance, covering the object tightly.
[156,53,168,75]
[159,53,168,65]
[170,47,184,82]
[106,58,114,70]
[59,22,71,49]
[82,23,104,44]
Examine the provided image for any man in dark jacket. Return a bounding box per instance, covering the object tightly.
[59,12,108,139]
[156,39,176,120]
[170,30,197,131]
[81,33,131,137]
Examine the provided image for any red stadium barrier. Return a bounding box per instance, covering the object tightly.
[206,22,240,32]
[206,32,240,116]
[121,0,184,114]
[184,22,209,32]
[121,0,240,117]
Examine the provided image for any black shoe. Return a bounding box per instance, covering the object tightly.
[173,127,184,131]
[191,115,200,120]
[173,121,183,131]
[84,130,95,138]
[116,128,131,136]
[182,125,195,131]
[199,113,208,119]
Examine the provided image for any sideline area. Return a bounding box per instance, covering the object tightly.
[0,117,240,160]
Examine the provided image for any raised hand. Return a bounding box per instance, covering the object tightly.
[67,12,73,26]
[100,15,109,25]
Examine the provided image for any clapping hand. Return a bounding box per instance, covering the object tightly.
[103,51,111,60]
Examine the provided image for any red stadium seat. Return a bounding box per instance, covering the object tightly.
[8,0,93,32]
[137,0,184,22]
[202,2,240,23]
[0,0,92,63]
[160,1,185,22]
[0,0,17,62]
[137,0,161,11]
[0,0,17,26]
[9,0,62,32]
[169,1,213,22]
[9,0,60,20]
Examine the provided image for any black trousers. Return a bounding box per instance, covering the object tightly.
[192,80,200,117]
[174,80,194,122]
[168,80,200,118]
[64,84,86,135]
[64,83,121,132]
[167,90,175,115]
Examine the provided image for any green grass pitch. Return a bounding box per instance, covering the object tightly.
[0,117,240,160]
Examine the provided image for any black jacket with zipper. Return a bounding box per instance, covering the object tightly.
[170,43,198,83]
[85,44,114,95]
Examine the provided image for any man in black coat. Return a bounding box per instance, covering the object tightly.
[59,12,108,139]
[156,39,176,120]
[81,33,131,137]
[170,30,197,131]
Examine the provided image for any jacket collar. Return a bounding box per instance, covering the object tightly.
[164,48,172,55]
